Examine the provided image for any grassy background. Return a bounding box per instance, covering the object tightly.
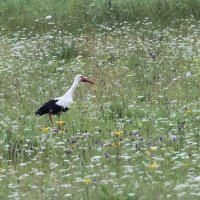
[1,0,200,199]
[1,0,200,34]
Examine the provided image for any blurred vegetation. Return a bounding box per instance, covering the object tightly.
[0,0,200,34]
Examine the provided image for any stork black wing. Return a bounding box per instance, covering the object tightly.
[35,99,68,115]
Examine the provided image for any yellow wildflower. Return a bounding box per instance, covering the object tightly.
[56,121,65,125]
[185,108,192,113]
[112,130,123,137]
[40,127,50,133]
[111,143,118,148]
[58,129,65,134]
[111,142,121,148]
[83,179,92,184]
[148,162,159,169]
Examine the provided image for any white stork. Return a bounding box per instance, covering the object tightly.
[35,74,94,129]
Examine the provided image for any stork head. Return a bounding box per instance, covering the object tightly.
[75,74,94,84]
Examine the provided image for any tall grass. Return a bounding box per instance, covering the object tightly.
[1,0,200,34]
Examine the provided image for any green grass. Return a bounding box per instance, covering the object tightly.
[1,0,200,34]
[1,1,200,199]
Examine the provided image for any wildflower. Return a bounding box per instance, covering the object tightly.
[111,142,121,148]
[40,127,50,133]
[83,179,92,184]
[91,156,101,163]
[186,71,192,78]
[128,193,135,197]
[185,108,192,113]
[150,146,158,151]
[45,15,52,20]
[112,130,123,137]
[56,121,65,125]
[58,129,66,134]
[169,134,177,141]
[64,194,72,197]
[111,143,118,148]
[147,162,159,169]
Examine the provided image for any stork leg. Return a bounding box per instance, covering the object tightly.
[57,113,61,130]
[49,113,53,127]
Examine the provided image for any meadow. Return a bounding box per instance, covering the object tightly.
[1,0,200,199]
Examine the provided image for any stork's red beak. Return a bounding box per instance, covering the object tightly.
[81,77,94,84]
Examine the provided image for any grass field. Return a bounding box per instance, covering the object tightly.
[1,0,200,199]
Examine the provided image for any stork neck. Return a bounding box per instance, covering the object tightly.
[64,79,79,99]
